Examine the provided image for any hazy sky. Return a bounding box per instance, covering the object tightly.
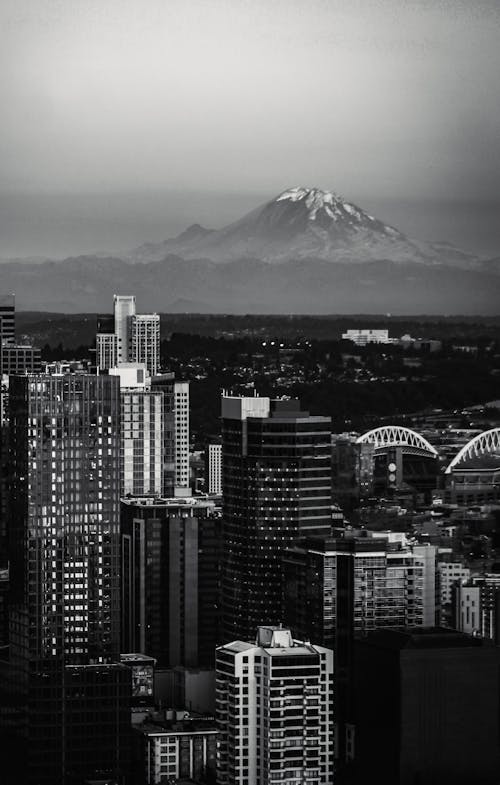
[1,0,500,257]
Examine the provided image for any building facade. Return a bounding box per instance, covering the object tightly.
[454,574,500,644]
[216,625,334,785]
[6,373,124,784]
[130,313,161,377]
[121,496,220,668]
[206,442,222,496]
[114,294,136,363]
[353,628,500,784]
[221,394,333,643]
[135,717,217,785]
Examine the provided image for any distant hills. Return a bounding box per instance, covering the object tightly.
[2,187,499,313]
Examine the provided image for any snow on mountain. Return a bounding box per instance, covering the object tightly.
[130,187,479,268]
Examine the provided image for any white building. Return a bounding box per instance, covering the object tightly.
[438,562,471,606]
[110,363,164,496]
[131,313,161,377]
[95,332,118,370]
[341,328,391,346]
[114,294,136,363]
[207,443,222,495]
[216,626,334,785]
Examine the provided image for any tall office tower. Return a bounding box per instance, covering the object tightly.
[121,496,220,668]
[110,363,164,496]
[216,625,334,785]
[114,294,136,362]
[6,374,124,784]
[206,442,222,495]
[283,536,437,771]
[0,294,15,346]
[353,628,500,785]
[454,574,500,643]
[130,312,161,377]
[221,394,333,643]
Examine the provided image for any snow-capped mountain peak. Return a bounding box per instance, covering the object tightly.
[276,186,394,230]
[129,186,479,268]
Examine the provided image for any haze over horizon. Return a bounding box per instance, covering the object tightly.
[1,0,500,258]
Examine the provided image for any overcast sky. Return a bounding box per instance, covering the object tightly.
[1,0,499,257]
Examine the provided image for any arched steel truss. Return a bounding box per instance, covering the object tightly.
[445,428,500,474]
[356,425,438,457]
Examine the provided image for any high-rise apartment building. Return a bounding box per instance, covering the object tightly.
[130,313,161,376]
[221,394,333,642]
[5,373,125,784]
[114,294,136,363]
[206,442,222,495]
[110,363,164,496]
[121,496,220,668]
[284,537,437,649]
[283,535,437,771]
[174,381,190,491]
[216,625,334,785]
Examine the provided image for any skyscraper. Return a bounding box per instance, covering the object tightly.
[121,496,220,669]
[283,535,437,772]
[151,374,191,497]
[113,294,136,363]
[110,363,164,497]
[130,313,161,376]
[221,394,333,643]
[6,373,124,784]
[216,625,334,785]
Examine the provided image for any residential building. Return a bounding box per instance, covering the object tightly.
[5,373,126,784]
[114,294,136,363]
[174,381,190,492]
[353,628,500,784]
[110,363,164,497]
[283,535,437,771]
[135,717,217,785]
[438,561,470,624]
[96,332,118,370]
[206,442,222,495]
[454,574,500,644]
[130,313,161,377]
[121,496,220,668]
[215,625,334,785]
[221,394,333,643]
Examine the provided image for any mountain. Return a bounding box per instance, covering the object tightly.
[1,186,498,314]
[130,187,480,267]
